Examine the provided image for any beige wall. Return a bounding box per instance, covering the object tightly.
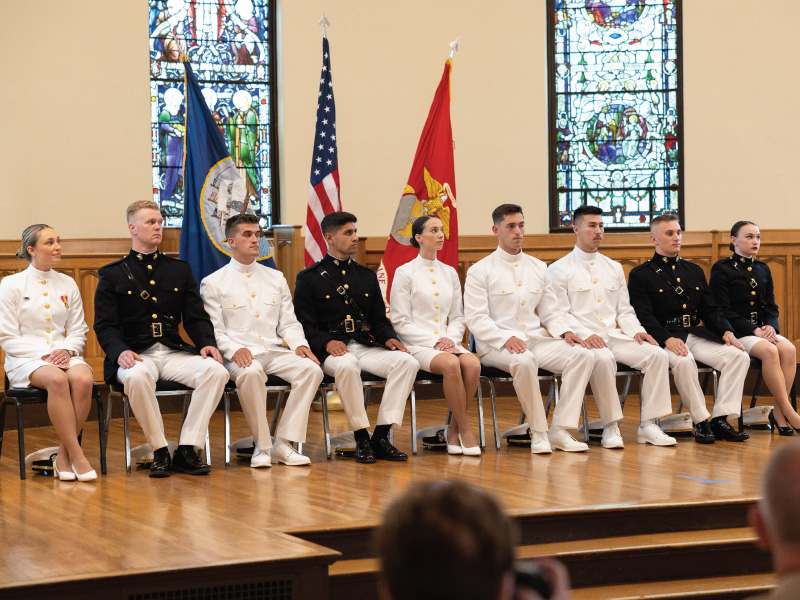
[1,1,798,241]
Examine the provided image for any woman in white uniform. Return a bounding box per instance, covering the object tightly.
[710,221,800,435]
[390,216,481,455]
[0,224,97,480]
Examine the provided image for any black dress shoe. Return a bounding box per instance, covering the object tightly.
[172,446,211,475]
[149,446,172,478]
[371,438,408,461]
[710,417,749,442]
[694,420,716,444]
[354,438,376,464]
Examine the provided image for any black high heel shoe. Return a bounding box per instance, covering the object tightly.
[769,410,795,437]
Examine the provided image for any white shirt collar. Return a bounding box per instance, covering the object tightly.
[229,257,257,274]
[26,264,53,279]
[495,247,522,263]
[573,245,599,262]
[415,254,437,268]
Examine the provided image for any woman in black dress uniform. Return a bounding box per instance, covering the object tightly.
[710,221,799,434]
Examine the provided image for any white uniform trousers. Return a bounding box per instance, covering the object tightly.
[589,338,671,423]
[481,337,595,431]
[321,340,419,430]
[226,351,324,449]
[668,334,750,420]
[116,343,230,450]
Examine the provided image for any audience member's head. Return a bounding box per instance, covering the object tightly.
[376,482,516,600]
[750,442,800,577]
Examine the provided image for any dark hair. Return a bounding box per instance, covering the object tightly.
[225,213,260,239]
[491,204,524,225]
[729,220,757,252]
[376,482,516,600]
[16,224,54,262]
[650,213,679,232]
[320,211,358,236]
[410,215,438,249]
[572,205,603,226]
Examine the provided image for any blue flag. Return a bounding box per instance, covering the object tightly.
[179,60,275,281]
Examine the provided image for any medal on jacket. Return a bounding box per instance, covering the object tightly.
[61,295,69,309]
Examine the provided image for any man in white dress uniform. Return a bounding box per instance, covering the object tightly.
[201,214,324,468]
[464,204,602,454]
[549,205,685,448]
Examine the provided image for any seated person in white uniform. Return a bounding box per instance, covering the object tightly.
[549,205,685,447]
[0,224,97,481]
[464,204,600,454]
[390,215,481,456]
[201,214,324,467]
[710,220,800,434]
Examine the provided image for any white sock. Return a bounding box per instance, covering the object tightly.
[640,418,656,427]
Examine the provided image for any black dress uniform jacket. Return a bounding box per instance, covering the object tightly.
[628,252,735,346]
[709,253,780,338]
[293,254,399,361]
[94,249,217,383]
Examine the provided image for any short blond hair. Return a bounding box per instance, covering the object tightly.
[126,200,161,223]
[650,213,679,233]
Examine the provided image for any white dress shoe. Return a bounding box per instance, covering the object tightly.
[53,458,76,481]
[601,424,625,449]
[71,464,97,482]
[637,423,677,446]
[271,442,311,466]
[445,425,463,455]
[459,434,481,456]
[548,427,589,452]
[250,448,272,468]
[530,431,552,454]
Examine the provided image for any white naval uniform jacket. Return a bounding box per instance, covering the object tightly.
[389,255,466,351]
[464,247,572,357]
[0,265,89,369]
[548,247,646,341]
[200,258,309,360]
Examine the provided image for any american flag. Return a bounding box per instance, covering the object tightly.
[305,36,340,266]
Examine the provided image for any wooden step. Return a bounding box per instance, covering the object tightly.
[570,573,774,600]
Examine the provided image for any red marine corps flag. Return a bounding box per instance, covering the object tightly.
[377,48,459,308]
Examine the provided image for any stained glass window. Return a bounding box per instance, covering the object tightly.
[149,0,278,228]
[547,1,683,231]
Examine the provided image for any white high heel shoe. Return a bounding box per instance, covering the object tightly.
[71,464,97,482]
[53,457,76,481]
[459,434,481,456]
[444,426,462,455]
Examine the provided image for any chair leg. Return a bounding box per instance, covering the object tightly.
[620,375,633,411]
[410,387,417,455]
[224,391,231,467]
[123,396,131,473]
[16,400,26,480]
[581,397,589,443]
[476,386,486,451]
[94,390,107,475]
[0,401,8,459]
[487,379,500,449]
[205,429,211,465]
[270,390,286,435]
[321,388,332,460]
[750,369,762,409]
[544,382,555,419]
[105,392,114,438]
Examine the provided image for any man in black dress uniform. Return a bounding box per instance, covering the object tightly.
[94,201,229,477]
[627,214,750,442]
[294,212,418,463]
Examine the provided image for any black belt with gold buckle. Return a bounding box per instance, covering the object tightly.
[124,323,174,338]
[328,317,370,334]
[665,314,696,329]
[750,312,760,325]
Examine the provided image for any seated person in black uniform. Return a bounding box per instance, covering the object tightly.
[628,214,750,442]
[293,211,418,463]
[94,201,229,477]
[710,220,799,434]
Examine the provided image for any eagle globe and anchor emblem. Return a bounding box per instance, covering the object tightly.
[391,167,457,244]
[200,157,271,258]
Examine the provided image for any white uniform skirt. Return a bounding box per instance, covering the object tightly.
[6,356,92,388]
[407,345,468,372]
[738,334,787,354]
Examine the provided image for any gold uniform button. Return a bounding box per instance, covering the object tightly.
[128,290,132,295]
[43,292,48,296]
[696,287,700,290]
[659,289,663,293]
[514,263,519,267]
[147,265,152,270]
[247,273,251,278]
[521,301,525,306]
[432,280,436,284]
[435,292,439,296]
[435,305,439,309]
[747,267,752,271]
[257,335,262,338]
[519,320,523,324]
[434,330,439,335]
[751,291,756,296]
[501,290,505,293]
[174,287,178,292]
[682,304,687,309]
[342,270,346,275]
[45,317,51,322]
[344,284,349,289]
[325,295,330,299]
[593,280,597,284]
[750,301,755,306]
[46,328,51,333]
[233,303,237,307]
[597,298,602,303]
[429,268,434,272]
[434,318,439,322]
[590,261,594,266]
[255,314,260,318]
[599,317,604,321]
[676,277,681,282]
[150,280,155,285]
[518,282,522,287]
[41,279,46,284]
[46,341,50,345]
[152,314,158,319]
[365,293,369,297]
[45,304,50,309]
[251,293,256,298]
[152,297,157,302]
[671,266,676,270]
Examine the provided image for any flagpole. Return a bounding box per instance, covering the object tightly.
[319,12,330,37]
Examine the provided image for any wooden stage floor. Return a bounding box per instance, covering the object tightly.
[0,392,789,598]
